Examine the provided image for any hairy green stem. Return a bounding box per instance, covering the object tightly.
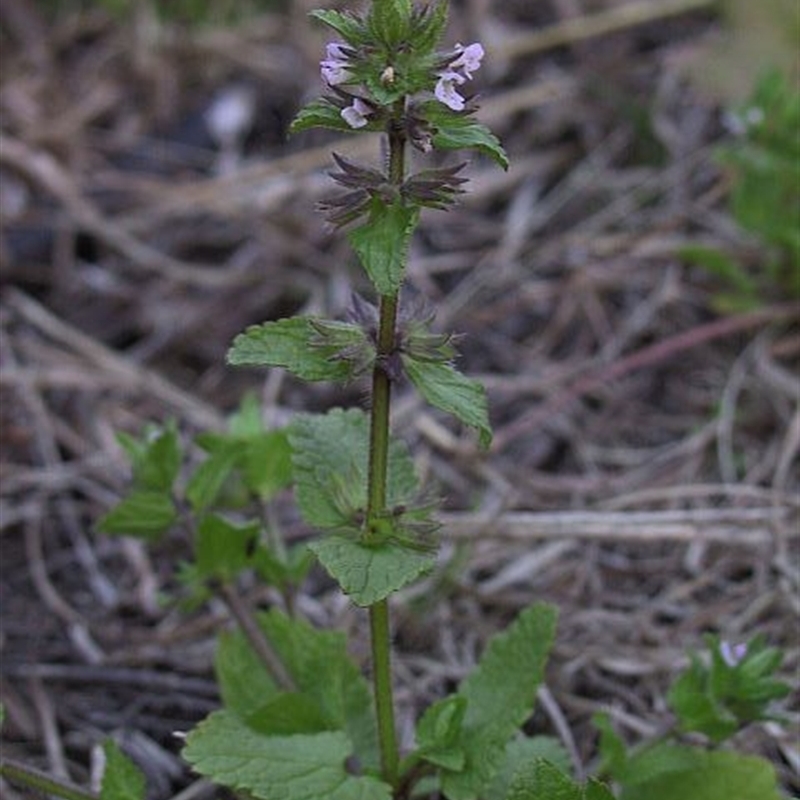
[365,98,408,790]
[0,759,98,800]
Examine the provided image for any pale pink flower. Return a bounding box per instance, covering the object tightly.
[719,641,748,667]
[435,42,484,111]
[341,98,373,129]
[435,70,467,111]
[321,42,351,86]
[450,43,484,79]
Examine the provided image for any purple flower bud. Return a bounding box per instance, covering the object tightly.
[719,640,748,667]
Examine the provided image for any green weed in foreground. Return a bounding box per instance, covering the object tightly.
[681,68,800,312]
[0,2,792,799]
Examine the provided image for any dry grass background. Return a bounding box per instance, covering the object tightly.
[0,0,798,797]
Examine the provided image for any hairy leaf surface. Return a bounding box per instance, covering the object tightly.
[403,357,492,449]
[420,102,509,170]
[617,745,783,800]
[506,759,614,800]
[183,713,391,800]
[348,200,419,296]
[310,534,435,606]
[289,408,418,529]
[97,490,177,538]
[215,609,379,769]
[228,318,360,383]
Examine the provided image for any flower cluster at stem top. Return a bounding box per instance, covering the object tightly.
[320,38,485,128]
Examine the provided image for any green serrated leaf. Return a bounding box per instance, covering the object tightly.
[667,636,791,743]
[228,317,356,383]
[506,759,581,800]
[242,430,293,501]
[215,626,278,718]
[348,200,419,296]
[618,745,783,800]
[97,490,177,538]
[215,609,379,770]
[441,603,558,800]
[310,534,436,606]
[411,0,449,57]
[415,695,468,771]
[421,103,509,169]
[506,759,614,800]
[228,392,264,438]
[252,542,313,589]
[505,759,616,800]
[100,740,146,800]
[403,357,492,449]
[291,97,362,136]
[289,408,418,529]
[585,780,617,800]
[310,9,368,45]
[246,692,333,736]
[183,712,391,800]
[194,514,259,583]
[667,658,738,742]
[186,443,240,512]
[117,422,182,492]
[368,0,412,47]
[593,712,629,779]
[488,736,573,800]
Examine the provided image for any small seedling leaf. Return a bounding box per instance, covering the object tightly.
[186,442,240,512]
[97,490,177,539]
[242,430,293,501]
[194,514,259,583]
[100,740,146,800]
[116,422,182,492]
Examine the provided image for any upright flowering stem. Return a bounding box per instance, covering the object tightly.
[366,97,407,789]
